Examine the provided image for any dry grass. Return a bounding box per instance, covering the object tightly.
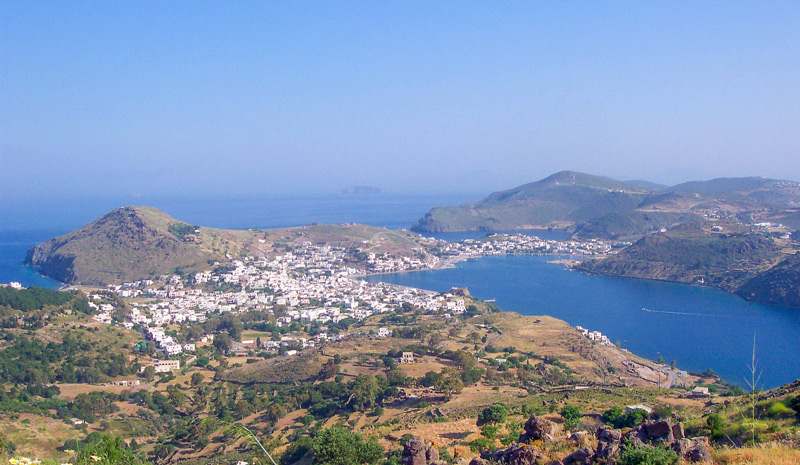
[712,442,800,464]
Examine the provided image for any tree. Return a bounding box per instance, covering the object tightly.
[452,350,477,370]
[429,333,443,347]
[213,333,232,354]
[560,404,582,431]
[142,366,155,381]
[347,374,380,411]
[434,368,464,401]
[191,372,204,387]
[313,427,384,465]
[477,403,508,426]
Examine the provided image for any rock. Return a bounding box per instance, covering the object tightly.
[481,444,541,465]
[685,437,712,463]
[468,459,486,465]
[687,445,712,462]
[595,428,622,460]
[425,443,439,463]
[623,424,649,447]
[569,431,589,442]
[672,422,685,440]
[561,448,594,465]
[645,420,675,444]
[519,415,557,443]
[673,438,691,457]
[402,437,428,465]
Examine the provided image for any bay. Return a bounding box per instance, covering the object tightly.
[364,254,800,389]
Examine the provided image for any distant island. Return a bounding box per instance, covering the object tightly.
[340,185,382,195]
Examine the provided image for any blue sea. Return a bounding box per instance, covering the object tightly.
[2,193,799,388]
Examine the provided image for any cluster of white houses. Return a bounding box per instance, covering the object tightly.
[95,242,471,371]
[575,325,614,346]
[94,234,619,371]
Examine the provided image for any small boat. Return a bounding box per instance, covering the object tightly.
[641,307,649,312]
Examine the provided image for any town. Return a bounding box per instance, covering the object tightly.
[88,234,619,369]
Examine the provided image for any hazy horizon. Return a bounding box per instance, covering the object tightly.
[3,2,799,199]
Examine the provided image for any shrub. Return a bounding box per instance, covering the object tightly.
[766,402,795,419]
[281,435,314,465]
[480,425,499,439]
[560,404,582,431]
[477,403,509,426]
[468,437,494,453]
[602,406,624,426]
[706,413,727,439]
[618,441,679,465]
[313,427,384,465]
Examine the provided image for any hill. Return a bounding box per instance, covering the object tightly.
[25,208,438,286]
[24,207,227,285]
[411,171,652,232]
[577,222,800,306]
[412,172,800,239]
[737,252,800,308]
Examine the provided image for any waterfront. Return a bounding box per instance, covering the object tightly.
[365,254,800,389]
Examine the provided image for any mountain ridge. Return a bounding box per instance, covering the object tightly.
[412,171,800,236]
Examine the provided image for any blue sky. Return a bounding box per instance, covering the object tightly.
[2,1,799,198]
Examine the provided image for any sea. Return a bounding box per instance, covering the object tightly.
[2,193,799,388]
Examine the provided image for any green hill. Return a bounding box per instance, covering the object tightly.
[24,206,223,285]
[737,252,800,308]
[412,171,652,232]
[413,172,800,236]
[577,223,783,292]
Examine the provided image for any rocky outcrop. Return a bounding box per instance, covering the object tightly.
[401,436,446,465]
[560,448,594,465]
[518,415,557,443]
[595,428,622,460]
[480,443,541,465]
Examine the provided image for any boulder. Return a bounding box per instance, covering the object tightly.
[468,459,486,465]
[595,428,622,460]
[687,445,712,462]
[645,420,675,444]
[402,437,428,465]
[623,424,649,447]
[560,448,594,465]
[519,415,557,443]
[481,444,541,465]
[685,437,712,463]
[672,422,685,440]
[425,443,439,463]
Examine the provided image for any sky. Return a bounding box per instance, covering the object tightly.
[2,1,799,199]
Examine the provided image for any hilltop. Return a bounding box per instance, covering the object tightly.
[24,207,231,285]
[412,171,652,233]
[25,207,437,286]
[412,171,800,239]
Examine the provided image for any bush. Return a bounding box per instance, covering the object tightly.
[602,406,624,426]
[281,435,314,465]
[313,427,384,465]
[706,413,726,439]
[468,437,494,453]
[560,404,582,431]
[477,403,508,426]
[766,402,795,419]
[618,442,679,465]
[614,408,649,428]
